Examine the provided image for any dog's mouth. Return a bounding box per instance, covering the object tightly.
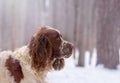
[52,58,65,70]
[52,42,73,70]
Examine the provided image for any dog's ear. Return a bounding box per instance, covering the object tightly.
[29,34,52,71]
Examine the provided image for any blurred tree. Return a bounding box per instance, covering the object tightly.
[77,0,96,67]
[77,0,85,67]
[52,0,75,41]
[1,0,13,50]
[73,0,79,59]
[0,0,2,49]
[96,0,120,69]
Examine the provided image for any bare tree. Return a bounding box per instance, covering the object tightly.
[0,0,2,50]
[96,0,120,69]
[73,0,79,59]
[77,0,96,66]
[1,0,13,50]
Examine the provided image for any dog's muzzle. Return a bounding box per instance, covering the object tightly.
[61,40,73,58]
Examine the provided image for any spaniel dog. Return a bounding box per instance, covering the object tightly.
[0,26,73,83]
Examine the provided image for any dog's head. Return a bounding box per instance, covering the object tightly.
[29,26,73,71]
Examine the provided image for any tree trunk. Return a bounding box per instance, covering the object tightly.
[1,0,13,50]
[0,0,2,50]
[96,0,120,69]
[73,0,79,59]
[77,0,97,67]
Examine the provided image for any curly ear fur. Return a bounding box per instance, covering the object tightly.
[29,34,52,71]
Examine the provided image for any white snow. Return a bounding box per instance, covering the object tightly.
[48,49,120,83]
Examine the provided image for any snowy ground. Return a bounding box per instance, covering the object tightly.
[48,49,120,83]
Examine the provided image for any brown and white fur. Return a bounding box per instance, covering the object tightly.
[0,26,73,83]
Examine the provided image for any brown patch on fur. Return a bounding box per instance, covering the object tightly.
[5,56,24,83]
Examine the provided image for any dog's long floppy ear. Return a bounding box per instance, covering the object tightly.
[29,34,52,71]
